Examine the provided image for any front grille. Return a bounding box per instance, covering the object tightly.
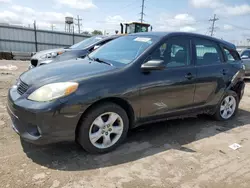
[31,59,38,67]
[17,80,29,95]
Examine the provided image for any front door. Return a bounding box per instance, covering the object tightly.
[139,36,196,119]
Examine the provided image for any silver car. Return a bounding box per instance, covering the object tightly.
[29,36,106,69]
[241,49,250,76]
[29,48,65,69]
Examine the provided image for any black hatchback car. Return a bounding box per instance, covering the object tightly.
[7,32,245,153]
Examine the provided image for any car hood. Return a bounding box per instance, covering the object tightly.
[31,48,65,59]
[20,59,118,86]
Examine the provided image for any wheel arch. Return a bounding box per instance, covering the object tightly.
[228,80,245,100]
[75,97,136,138]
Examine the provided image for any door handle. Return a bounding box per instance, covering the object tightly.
[185,73,193,80]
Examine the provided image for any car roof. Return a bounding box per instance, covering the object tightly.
[129,32,236,50]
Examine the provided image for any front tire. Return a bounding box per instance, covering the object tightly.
[213,91,239,121]
[77,103,129,154]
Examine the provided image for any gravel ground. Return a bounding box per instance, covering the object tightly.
[0,60,250,188]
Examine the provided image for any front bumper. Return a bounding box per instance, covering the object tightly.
[28,64,34,70]
[7,86,82,145]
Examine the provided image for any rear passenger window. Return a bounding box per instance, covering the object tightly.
[194,38,222,65]
[150,37,190,67]
[224,48,240,62]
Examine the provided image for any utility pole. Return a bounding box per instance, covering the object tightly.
[72,25,75,44]
[33,20,38,52]
[140,0,145,23]
[75,15,82,34]
[51,24,55,31]
[209,14,219,37]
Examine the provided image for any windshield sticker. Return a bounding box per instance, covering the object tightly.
[134,37,151,43]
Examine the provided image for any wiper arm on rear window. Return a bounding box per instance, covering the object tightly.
[93,57,112,66]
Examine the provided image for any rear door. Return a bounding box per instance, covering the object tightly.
[192,37,229,106]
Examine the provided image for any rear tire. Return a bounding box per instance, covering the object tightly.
[77,102,129,154]
[213,90,239,121]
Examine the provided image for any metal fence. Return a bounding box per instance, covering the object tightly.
[0,24,90,53]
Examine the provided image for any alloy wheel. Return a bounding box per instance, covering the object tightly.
[220,96,236,119]
[88,112,124,149]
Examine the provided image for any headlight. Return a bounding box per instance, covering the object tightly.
[28,82,78,102]
[51,52,58,57]
[40,51,64,59]
[40,54,47,59]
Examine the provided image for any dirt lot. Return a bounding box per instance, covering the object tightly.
[0,60,250,188]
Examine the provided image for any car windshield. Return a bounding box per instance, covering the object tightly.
[70,36,104,49]
[89,35,158,65]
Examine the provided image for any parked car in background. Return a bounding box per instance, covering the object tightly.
[51,35,120,64]
[8,32,245,154]
[29,35,119,69]
[29,47,65,69]
[240,48,250,76]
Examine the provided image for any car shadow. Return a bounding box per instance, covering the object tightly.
[21,109,250,171]
[244,78,250,83]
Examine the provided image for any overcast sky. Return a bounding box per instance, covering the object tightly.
[0,0,250,44]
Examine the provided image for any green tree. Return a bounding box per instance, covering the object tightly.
[91,30,103,35]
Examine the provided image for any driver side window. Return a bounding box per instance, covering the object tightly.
[150,37,190,67]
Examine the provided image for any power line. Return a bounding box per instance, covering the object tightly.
[140,0,145,23]
[75,15,82,34]
[204,29,209,35]
[222,22,250,31]
[209,14,219,37]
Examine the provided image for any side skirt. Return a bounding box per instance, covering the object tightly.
[132,106,216,128]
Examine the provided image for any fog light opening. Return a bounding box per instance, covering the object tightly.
[27,124,41,137]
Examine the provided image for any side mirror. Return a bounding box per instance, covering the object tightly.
[241,55,249,59]
[141,60,165,71]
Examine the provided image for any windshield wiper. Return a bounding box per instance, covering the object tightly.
[93,57,112,66]
[86,54,112,66]
[86,54,94,61]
